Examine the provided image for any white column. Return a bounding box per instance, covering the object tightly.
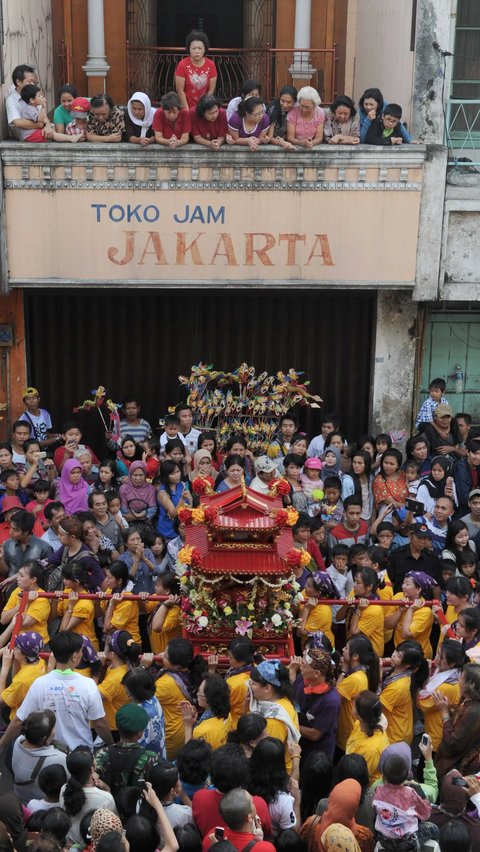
[82,0,110,79]
[289,0,314,79]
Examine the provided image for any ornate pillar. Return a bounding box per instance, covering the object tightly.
[289,0,314,86]
[82,0,110,95]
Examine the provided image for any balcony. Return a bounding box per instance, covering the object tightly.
[0,141,431,295]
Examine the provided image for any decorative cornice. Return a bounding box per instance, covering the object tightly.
[0,141,427,192]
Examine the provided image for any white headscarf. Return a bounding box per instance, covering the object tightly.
[127,91,156,138]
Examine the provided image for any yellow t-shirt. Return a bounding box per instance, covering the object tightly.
[303,603,335,649]
[378,579,394,643]
[98,663,129,730]
[381,674,413,744]
[378,578,394,601]
[226,671,250,727]
[346,592,384,657]
[1,658,46,720]
[417,681,461,751]
[345,719,390,784]
[146,602,182,655]
[193,713,233,750]
[337,669,369,751]
[390,593,434,658]
[437,604,458,650]
[4,588,51,644]
[57,594,98,650]
[264,697,299,774]
[102,590,141,644]
[155,671,188,760]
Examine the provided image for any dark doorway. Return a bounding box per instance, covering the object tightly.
[159,0,245,48]
[25,289,375,443]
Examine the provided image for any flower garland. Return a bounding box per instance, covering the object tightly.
[176,546,302,636]
[286,548,312,568]
[192,476,215,495]
[271,508,298,527]
[268,478,291,497]
[177,545,202,569]
[178,505,219,526]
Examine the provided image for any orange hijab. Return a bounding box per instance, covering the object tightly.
[301,779,373,852]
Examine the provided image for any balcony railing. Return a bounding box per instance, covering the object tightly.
[126,45,338,106]
[446,98,480,168]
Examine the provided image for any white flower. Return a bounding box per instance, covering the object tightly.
[271,613,282,627]
[197,615,209,628]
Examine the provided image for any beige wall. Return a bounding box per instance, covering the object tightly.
[0,0,54,137]
[351,0,415,127]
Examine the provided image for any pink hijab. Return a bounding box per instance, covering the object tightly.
[58,458,89,514]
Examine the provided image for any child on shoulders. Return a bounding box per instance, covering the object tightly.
[300,457,324,516]
[319,476,344,529]
[415,378,449,428]
[373,752,439,848]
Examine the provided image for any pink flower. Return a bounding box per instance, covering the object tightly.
[235,619,253,636]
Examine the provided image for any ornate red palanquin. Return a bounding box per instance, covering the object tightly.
[181,484,297,658]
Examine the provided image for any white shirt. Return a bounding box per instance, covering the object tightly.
[5,89,21,123]
[60,785,117,845]
[17,669,105,750]
[307,434,326,458]
[179,427,201,457]
[41,527,61,550]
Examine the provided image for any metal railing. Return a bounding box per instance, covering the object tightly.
[126,45,338,106]
[446,98,480,168]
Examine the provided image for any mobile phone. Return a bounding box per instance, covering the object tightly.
[452,777,468,786]
[214,828,225,841]
[405,498,425,516]
[37,451,47,459]
[421,733,430,748]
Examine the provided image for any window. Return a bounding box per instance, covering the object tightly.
[449,0,480,151]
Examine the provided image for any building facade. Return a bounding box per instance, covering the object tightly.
[0,0,479,440]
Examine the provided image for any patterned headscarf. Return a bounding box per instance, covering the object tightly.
[321,824,361,852]
[108,629,135,658]
[81,635,99,665]
[255,659,282,687]
[311,571,340,599]
[90,809,123,846]
[304,646,336,687]
[406,570,437,596]
[15,631,44,662]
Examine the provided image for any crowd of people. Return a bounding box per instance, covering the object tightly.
[0,377,479,851]
[5,31,416,149]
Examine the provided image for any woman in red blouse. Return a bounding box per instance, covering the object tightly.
[175,30,217,110]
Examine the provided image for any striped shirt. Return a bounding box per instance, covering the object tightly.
[119,419,152,444]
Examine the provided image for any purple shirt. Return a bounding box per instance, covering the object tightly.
[292,676,340,760]
[228,111,270,138]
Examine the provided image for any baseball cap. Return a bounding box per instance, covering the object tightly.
[254,456,277,474]
[409,523,431,539]
[70,97,90,117]
[469,489,480,500]
[434,403,453,418]
[304,457,322,469]
[23,387,39,398]
[1,496,23,513]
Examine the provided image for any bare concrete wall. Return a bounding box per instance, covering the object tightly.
[371,290,419,437]
[411,0,452,143]
[353,0,415,128]
[0,0,54,138]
